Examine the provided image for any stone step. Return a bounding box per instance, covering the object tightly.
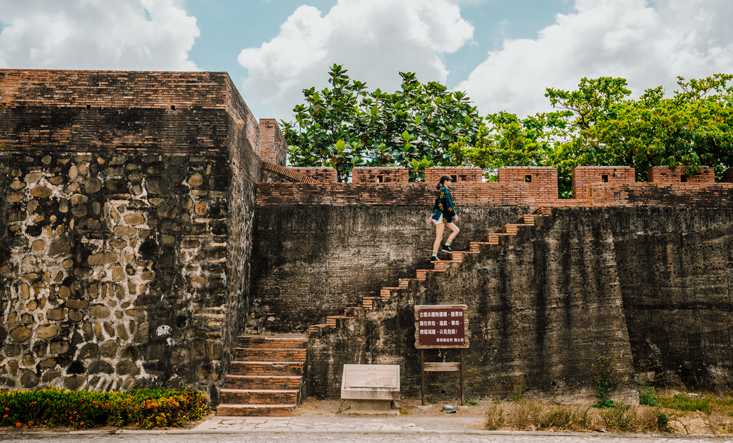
[237,335,308,349]
[223,375,302,390]
[228,361,304,376]
[220,389,298,405]
[216,404,296,417]
[233,348,306,362]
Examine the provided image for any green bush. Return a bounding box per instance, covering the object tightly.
[639,386,658,406]
[0,388,208,429]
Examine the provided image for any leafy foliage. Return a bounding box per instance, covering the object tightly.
[282,64,483,181]
[0,388,208,429]
[283,67,733,189]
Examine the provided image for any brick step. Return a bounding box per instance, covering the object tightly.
[237,335,308,349]
[516,214,536,225]
[501,223,523,234]
[228,361,304,376]
[533,207,552,216]
[484,232,516,243]
[326,315,353,327]
[216,404,296,417]
[433,260,460,271]
[220,389,298,405]
[223,375,301,390]
[233,348,306,362]
[449,251,478,262]
[362,297,375,309]
[469,241,495,251]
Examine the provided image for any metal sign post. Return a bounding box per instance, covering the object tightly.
[414,304,469,405]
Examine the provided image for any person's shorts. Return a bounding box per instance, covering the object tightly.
[431,214,444,224]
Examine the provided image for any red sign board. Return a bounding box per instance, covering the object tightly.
[414,305,469,349]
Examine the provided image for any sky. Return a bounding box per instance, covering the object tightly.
[1,0,733,124]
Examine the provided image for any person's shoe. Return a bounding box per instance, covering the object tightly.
[430,255,439,263]
[442,244,453,253]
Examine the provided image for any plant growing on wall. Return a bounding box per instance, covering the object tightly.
[592,354,616,408]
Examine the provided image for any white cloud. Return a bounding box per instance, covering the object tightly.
[458,0,733,117]
[238,0,474,120]
[0,0,199,70]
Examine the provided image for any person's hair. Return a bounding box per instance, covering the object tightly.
[436,174,452,190]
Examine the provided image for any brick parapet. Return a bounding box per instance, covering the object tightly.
[288,167,337,183]
[588,183,733,207]
[497,167,558,200]
[0,69,251,155]
[647,166,715,184]
[352,167,408,184]
[572,167,636,199]
[255,182,562,206]
[424,167,482,184]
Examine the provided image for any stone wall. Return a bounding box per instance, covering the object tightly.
[0,70,265,398]
[252,205,733,400]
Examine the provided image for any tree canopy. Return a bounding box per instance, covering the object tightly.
[282,65,733,195]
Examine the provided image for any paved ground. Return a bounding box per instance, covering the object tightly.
[2,431,732,442]
[2,400,731,442]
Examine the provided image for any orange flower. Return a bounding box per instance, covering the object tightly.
[3,407,8,411]
[2,414,7,418]
[15,423,22,428]
[28,421,34,426]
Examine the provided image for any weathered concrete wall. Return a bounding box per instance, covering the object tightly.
[251,206,530,332]
[611,207,733,390]
[0,70,264,398]
[252,206,733,401]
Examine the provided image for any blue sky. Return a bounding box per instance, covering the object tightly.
[1,0,732,123]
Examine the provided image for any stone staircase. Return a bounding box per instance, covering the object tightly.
[216,335,308,417]
[308,207,552,335]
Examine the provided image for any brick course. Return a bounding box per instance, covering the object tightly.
[288,167,337,183]
[351,167,408,184]
[0,69,254,154]
[424,167,482,184]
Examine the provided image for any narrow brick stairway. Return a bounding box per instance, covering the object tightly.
[216,335,308,417]
[308,207,552,335]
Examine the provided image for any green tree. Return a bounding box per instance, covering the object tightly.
[282,64,483,181]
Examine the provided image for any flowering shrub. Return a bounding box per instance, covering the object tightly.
[0,388,208,429]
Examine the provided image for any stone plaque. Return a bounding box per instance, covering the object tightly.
[341,364,400,400]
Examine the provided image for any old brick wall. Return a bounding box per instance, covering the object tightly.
[0,70,261,399]
[352,167,408,184]
[588,183,733,207]
[424,167,483,184]
[647,166,716,184]
[572,167,636,199]
[498,167,558,200]
[257,119,286,167]
[288,168,337,183]
[255,182,565,206]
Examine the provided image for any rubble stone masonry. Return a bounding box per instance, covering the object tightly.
[0,70,262,399]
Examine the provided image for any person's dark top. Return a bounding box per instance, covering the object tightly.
[431,186,457,223]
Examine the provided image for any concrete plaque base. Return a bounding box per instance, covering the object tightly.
[346,399,399,415]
